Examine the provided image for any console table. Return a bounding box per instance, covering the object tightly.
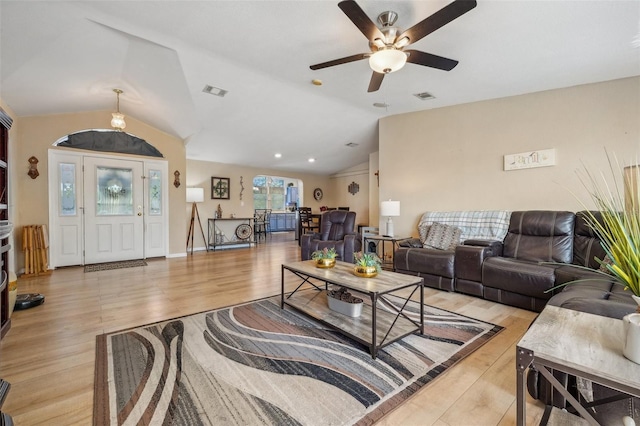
[207,217,254,250]
[516,305,640,425]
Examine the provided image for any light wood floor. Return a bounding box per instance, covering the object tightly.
[0,232,545,425]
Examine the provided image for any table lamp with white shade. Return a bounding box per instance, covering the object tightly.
[186,187,208,254]
[380,200,400,237]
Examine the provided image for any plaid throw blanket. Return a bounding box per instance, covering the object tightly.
[418,210,511,242]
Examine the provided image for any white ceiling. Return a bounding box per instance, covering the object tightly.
[1,1,639,174]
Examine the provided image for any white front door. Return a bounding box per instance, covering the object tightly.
[83,156,144,264]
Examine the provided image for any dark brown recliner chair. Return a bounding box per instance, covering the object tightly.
[300,210,361,263]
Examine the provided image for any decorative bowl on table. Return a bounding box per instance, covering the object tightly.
[315,258,336,269]
[327,287,363,317]
[353,265,378,278]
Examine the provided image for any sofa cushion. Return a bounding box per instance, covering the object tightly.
[423,222,462,250]
[394,247,455,278]
[483,257,557,299]
[503,211,575,263]
[574,211,607,268]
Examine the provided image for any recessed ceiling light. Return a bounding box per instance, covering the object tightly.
[202,85,228,97]
[414,91,435,100]
[274,153,282,158]
[308,158,315,163]
[373,102,389,108]
[345,142,359,148]
[312,79,323,86]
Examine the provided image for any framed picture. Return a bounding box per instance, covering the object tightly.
[211,177,230,199]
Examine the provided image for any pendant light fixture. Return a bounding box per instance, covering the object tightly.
[110,88,126,131]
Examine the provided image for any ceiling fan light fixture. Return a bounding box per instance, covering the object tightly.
[395,36,410,48]
[369,48,407,74]
[110,88,126,131]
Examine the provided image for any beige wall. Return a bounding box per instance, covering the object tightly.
[13,110,186,268]
[379,77,640,238]
[329,161,370,226]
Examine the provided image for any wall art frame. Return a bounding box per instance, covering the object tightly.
[504,148,556,171]
[211,177,230,199]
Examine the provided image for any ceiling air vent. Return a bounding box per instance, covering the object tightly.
[345,142,359,148]
[203,85,228,97]
[414,91,435,100]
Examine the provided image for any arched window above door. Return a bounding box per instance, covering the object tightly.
[54,129,164,158]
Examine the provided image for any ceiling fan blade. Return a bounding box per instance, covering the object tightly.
[310,53,369,70]
[405,50,459,71]
[338,0,384,42]
[367,72,384,92]
[397,0,477,45]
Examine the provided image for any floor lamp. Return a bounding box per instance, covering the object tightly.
[186,187,208,254]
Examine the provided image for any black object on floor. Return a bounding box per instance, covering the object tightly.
[14,293,45,310]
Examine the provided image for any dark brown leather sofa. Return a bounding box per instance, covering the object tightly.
[457,211,576,312]
[396,210,637,314]
[300,210,361,263]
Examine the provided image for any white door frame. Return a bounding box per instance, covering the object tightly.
[48,149,169,267]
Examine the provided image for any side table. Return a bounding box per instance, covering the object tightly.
[516,305,640,425]
[363,235,409,271]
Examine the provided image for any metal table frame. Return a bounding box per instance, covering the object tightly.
[516,305,640,425]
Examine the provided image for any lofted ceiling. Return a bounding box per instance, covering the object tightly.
[1,1,639,175]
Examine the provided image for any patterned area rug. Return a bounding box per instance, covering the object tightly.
[84,260,147,273]
[94,296,503,425]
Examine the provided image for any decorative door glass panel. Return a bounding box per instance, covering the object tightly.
[59,163,76,216]
[96,166,133,215]
[149,169,162,215]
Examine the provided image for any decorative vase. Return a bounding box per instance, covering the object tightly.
[623,312,640,364]
[316,258,336,269]
[354,265,378,278]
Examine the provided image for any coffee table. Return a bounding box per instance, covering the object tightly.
[281,260,424,359]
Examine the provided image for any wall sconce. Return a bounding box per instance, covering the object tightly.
[28,156,39,179]
[174,170,181,188]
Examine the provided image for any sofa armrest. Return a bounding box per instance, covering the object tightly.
[462,239,503,256]
[399,238,422,248]
[300,234,315,260]
[455,241,502,283]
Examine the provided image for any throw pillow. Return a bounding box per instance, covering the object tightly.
[418,224,431,243]
[423,222,462,250]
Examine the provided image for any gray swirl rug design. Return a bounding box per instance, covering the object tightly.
[94,296,502,425]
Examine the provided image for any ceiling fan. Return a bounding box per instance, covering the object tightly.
[310,0,477,92]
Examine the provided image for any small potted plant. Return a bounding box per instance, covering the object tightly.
[311,247,338,268]
[353,251,382,278]
[327,287,363,317]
